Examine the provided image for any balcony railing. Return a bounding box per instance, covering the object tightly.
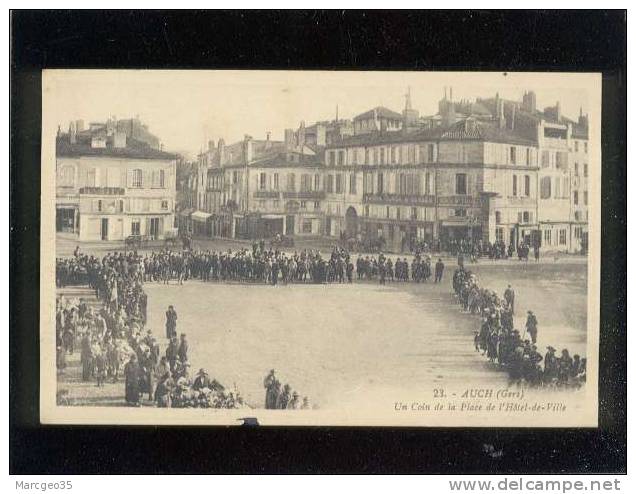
[79,187,125,195]
[363,193,435,206]
[282,191,326,200]
[253,191,281,199]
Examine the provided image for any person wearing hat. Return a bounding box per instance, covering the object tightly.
[504,285,515,315]
[525,310,538,344]
[165,305,177,339]
[277,384,292,409]
[178,333,189,363]
[193,368,212,391]
[155,372,174,408]
[263,369,279,410]
[543,346,557,384]
[434,258,445,283]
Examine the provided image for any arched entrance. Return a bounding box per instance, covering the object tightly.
[345,206,358,239]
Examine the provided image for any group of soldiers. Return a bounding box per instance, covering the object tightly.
[263,369,312,410]
[452,268,586,388]
[98,243,447,287]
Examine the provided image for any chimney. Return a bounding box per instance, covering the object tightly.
[510,104,516,130]
[243,135,253,163]
[69,121,77,144]
[114,131,127,148]
[298,121,306,148]
[284,129,295,150]
[217,138,225,166]
[498,100,506,129]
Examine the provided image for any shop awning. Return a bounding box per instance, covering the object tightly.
[191,211,212,221]
[179,208,194,217]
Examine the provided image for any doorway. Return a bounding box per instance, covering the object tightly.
[150,217,160,239]
[285,215,295,235]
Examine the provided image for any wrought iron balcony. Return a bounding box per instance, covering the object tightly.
[253,190,281,199]
[79,187,125,195]
[363,193,435,206]
[282,191,326,200]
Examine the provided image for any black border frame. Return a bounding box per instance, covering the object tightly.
[10,10,627,474]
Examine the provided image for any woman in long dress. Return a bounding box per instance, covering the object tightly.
[124,354,142,406]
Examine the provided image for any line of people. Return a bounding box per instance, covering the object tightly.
[263,369,312,410]
[452,268,586,388]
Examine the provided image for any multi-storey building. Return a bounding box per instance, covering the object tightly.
[181,88,589,253]
[55,119,177,241]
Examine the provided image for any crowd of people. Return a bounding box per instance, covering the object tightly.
[55,249,244,408]
[452,268,586,388]
[263,369,312,410]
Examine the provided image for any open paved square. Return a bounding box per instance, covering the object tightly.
[143,260,587,409]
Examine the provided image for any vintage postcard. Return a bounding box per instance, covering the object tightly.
[40,70,601,426]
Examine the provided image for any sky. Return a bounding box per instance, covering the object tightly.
[44,70,597,160]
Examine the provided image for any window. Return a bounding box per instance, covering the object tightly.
[152,169,165,188]
[233,171,239,184]
[119,200,125,213]
[524,175,530,196]
[396,208,401,220]
[373,148,378,164]
[526,148,531,166]
[428,144,435,162]
[510,146,516,164]
[584,164,588,177]
[326,175,334,193]
[380,148,385,165]
[287,173,296,191]
[540,177,551,199]
[544,229,552,245]
[131,219,141,236]
[273,173,279,190]
[314,201,320,210]
[161,200,168,210]
[59,166,74,187]
[575,226,582,238]
[555,177,561,198]
[130,169,142,188]
[259,172,267,190]
[377,173,384,194]
[495,211,501,224]
[334,174,342,194]
[584,191,588,205]
[512,175,518,196]
[454,208,467,217]
[364,205,370,217]
[337,150,345,166]
[386,206,390,219]
[425,172,431,195]
[258,200,266,210]
[365,148,370,164]
[574,162,579,176]
[349,174,356,194]
[455,173,467,195]
[584,142,588,153]
[97,200,102,212]
[302,220,312,234]
[273,200,280,209]
[300,201,307,209]
[314,174,320,191]
[559,229,567,245]
[523,211,530,223]
[301,174,311,192]
[574,141,579,152]
[573,191,579,205]
[575,211,581,221]
[496,228,504,243]
[541,151,550,168]
[411,207,417,219]
[87,168,97,187]
[390,147,396,164]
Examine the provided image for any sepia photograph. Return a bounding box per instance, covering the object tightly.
[39,69,601,427]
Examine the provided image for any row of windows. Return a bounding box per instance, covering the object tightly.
[540,176,570,200]
[543,228,568,246]
[58,166,168,189]
[494,210,534,224]
[91,198,170,213]
[573,141,588,154]
[573,190,589,206]
[326,143,434,167]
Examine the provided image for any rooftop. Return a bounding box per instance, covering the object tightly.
[353,106,403,121]
[56,133,178,160]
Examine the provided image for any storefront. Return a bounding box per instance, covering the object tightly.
[177,208,193,235]
[56,205,78,233]
[191,210,212,237]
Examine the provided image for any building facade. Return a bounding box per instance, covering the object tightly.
[55,120,177,242]
[181,89,589,253]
